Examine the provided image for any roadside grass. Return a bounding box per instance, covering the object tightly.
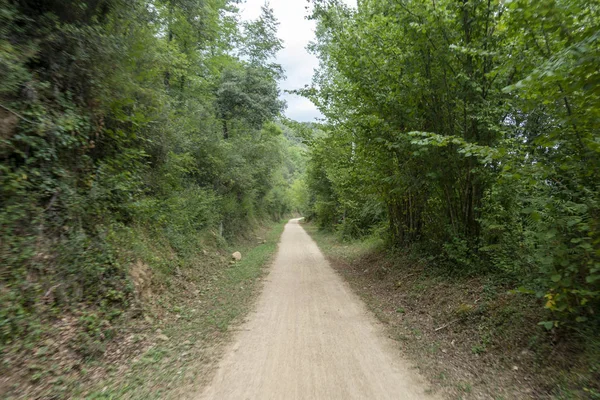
[83,219,286,400]
[302,222,600,400]
[2,220,286,400]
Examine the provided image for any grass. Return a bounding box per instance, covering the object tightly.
[302,222,600,400]
[83,219,286,400]
[2,220,286,400]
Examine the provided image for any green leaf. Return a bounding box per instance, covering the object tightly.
[585,275,600,284]
[538,321,555,330]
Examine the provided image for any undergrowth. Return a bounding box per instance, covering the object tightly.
[1,220,286,399]
[304,222,600,400]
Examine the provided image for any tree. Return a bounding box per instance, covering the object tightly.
[241,4,285,79]
[303,0,599,326]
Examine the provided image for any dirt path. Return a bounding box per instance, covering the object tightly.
[197,219,438,400]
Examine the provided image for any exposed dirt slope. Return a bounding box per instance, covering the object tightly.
[198,219,437,400]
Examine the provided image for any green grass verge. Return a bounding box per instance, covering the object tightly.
[302,222,600,400]
[302,223,382,262]
[81,220,287,400]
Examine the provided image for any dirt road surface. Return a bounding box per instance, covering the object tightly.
[198,219,437,400]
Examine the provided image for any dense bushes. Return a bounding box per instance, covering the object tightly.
[0,0,305,346]
[303,0,599,328]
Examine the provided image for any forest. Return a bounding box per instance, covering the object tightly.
[1,0,309,396]
[301,0,599,330]
[293,0,600,395]
[1,0,599,397]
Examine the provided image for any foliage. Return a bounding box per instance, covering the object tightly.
[0,0,306,350]
[302,0,600,328]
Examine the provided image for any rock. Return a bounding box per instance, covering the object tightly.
[202,249,208,255]
[231,251,242,261]
[157,334,169,341]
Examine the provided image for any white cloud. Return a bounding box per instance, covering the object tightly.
[239,0,356,122]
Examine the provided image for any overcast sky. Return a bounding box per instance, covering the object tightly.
[239,0,356,122]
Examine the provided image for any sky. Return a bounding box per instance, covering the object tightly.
[239,0,356,122]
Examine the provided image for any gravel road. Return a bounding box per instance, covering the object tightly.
[198,218,437,400]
